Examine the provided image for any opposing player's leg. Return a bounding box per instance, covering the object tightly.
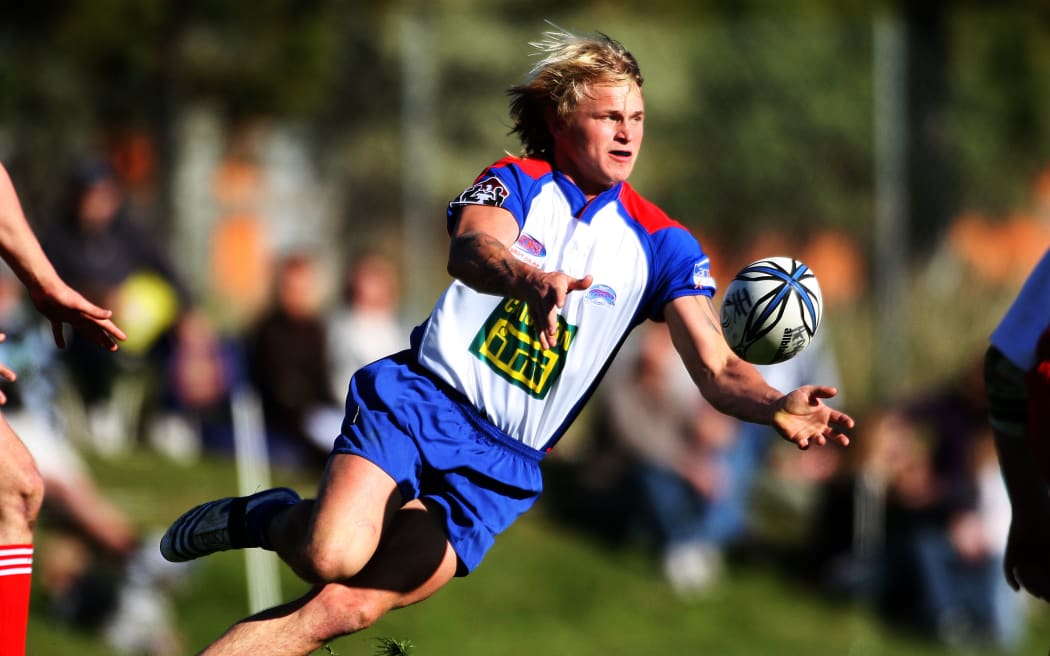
[200,497,458,656]
[0,417,42,545]
[0,415,44,655]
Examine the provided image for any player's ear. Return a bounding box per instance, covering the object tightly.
[545,107,566,136]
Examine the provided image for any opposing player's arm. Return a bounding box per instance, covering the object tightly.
[665,295,852,449]
[995,423,1050,598]
[448,204,591,350]
[0,163,126,350]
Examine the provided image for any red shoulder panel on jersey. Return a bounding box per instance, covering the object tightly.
[619,183,684,234]
[485,155,553,182]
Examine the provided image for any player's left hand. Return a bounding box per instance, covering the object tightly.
[28,282,127,351]
[772,385,854,450]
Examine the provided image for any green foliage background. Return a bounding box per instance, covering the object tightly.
[3,1,1050,245]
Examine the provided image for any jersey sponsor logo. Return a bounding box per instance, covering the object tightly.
[585,284,617,306]
[515,233,546,257]
[451,176,510,208]
[510,233,546,268]
[692,258,716,289]
[470,297,578,399]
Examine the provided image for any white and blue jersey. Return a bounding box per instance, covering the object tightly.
[413,155,717,453]
[335,155,716,574]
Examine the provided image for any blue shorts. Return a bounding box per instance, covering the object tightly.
[331,351,544,575]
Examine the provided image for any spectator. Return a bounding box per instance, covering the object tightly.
[805,408,903,599]
[811,362,1022,650]
[601,322,741,596]
[882,360,1021,649]
[245,251,339,469]
[326,251,410,401]
[154,308,244,461]
[43,155,190,453]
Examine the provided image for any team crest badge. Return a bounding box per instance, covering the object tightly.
[451,176,510,208]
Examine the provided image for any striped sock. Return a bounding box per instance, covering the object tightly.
[0,544,33,656]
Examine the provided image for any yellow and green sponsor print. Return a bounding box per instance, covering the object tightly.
[470,297,578,399]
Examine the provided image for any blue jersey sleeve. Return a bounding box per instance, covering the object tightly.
[447,160,544,234]
[642,226,717,321]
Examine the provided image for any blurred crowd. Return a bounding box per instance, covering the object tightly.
[8,154,411,654]
[563,321,1025,652]
[9,150,1040,654]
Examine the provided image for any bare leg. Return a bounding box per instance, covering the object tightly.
[0,414,44,656]
[201,497,458,656]
[0,415,43,544]
[267,453,404,582]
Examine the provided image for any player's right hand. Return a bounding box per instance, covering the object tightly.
[525,271,592,350]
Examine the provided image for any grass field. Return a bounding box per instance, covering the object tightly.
[25,449,1050,655]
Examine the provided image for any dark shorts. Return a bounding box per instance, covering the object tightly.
[332,351,544,575]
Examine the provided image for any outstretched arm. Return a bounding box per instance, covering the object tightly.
[665,294,853,449]
[448,204,591,350]
[0,164,126,350]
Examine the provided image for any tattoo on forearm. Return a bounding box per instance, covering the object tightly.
[450,232,522,294]
[702,298,723,335]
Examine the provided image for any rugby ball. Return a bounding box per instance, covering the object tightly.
[719,257,822,365]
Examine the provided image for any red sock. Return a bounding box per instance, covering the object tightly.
[0,545,33,656]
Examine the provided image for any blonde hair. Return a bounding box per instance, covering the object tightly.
[508,26,644,159]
